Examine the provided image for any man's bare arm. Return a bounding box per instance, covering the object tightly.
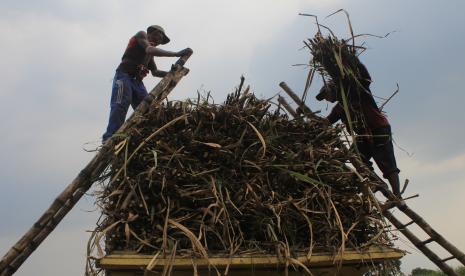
[134,31,191,57]
[147,47,181,57]
[147,46,192,57]
[145,57,167,78]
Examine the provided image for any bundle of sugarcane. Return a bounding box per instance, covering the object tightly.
[305,30,371,99]
[88,87,391,265]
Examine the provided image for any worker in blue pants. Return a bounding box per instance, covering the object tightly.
[102,25,192,142]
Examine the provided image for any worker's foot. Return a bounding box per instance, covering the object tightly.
[102,137,110,145]
[386,172,401,198]
[392,185,402,198]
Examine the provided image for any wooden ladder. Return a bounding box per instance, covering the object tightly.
[279,81,465,276]
[0,52,193,276]
[381,189,465,276]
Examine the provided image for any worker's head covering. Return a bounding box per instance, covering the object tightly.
[316,81,336,101]
[147,25,170,44]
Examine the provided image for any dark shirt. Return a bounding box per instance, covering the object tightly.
[117,36,155,76]
[327,62,389,134]
[327,101,389,134]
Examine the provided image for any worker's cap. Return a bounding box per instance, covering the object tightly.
[147,25,170,44]
[315,81,336,101]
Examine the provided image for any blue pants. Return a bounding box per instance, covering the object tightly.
[102,69,148,141]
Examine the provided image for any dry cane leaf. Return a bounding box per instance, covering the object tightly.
[202,142,222,148]
[246,121,266,159]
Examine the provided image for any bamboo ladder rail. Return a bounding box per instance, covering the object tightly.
[279,81,465,276]
[0,51,193,276]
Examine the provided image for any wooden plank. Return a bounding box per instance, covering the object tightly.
[107,266,369,276]
[98,246,404,270]
[100,251,399,276]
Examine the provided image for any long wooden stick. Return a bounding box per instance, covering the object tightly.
[0,52,193,276]
[279,82,315,118]
[277,96,298,118]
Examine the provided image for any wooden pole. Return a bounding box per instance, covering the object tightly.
[0,52,193,276]
[279,82,315,118]
[277,96,298,118]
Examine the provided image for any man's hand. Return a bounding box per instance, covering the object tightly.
[176,48,193,57]
[136,65,150,80]
[140,67,149,78]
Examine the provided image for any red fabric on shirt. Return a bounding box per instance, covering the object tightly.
[118,36,155,76]
[327,98,389,134]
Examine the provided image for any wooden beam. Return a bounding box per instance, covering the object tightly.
[98,246,404,270]
[277,96,298,118]
[279,82,315,119]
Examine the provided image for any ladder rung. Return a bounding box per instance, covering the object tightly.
[441,256,455,263]
[399,220,415,229]
[421,238,435,245]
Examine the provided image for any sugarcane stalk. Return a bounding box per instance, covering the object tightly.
[0,52,193,276]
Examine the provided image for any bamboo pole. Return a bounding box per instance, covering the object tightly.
[0,52,193,276]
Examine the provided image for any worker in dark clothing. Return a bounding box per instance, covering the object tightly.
[315,62,401,197]
[102,25,192,142]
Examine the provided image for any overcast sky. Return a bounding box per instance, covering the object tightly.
[1,1,465,275]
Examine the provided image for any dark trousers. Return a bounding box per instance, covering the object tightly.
[356,126,400,178]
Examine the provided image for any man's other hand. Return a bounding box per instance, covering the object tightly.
[177,48,193,57]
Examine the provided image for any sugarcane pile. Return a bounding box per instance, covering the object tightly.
[89,86,390,261]
[85,13,402,275]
